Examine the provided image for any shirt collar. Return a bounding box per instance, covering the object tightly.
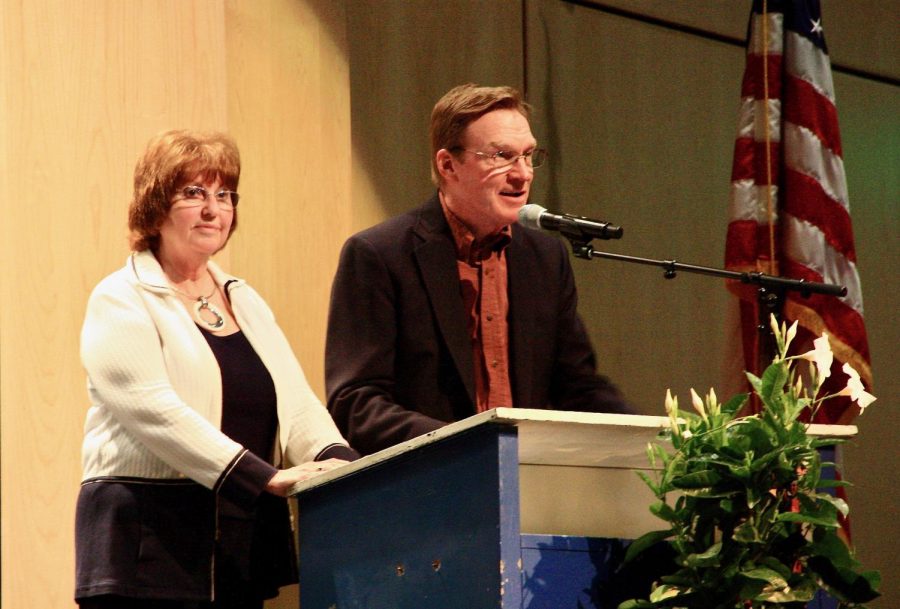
[439,194,512,265]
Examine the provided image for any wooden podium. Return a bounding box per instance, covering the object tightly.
[289,409,855,609]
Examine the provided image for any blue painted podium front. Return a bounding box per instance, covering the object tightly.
[290,409,854,609]
[295,424,523,608]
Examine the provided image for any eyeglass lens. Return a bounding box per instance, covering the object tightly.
[181,185,239,208]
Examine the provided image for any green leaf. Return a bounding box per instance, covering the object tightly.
[757,556,793,580]
[649,501,677,522]
[810,437,846,449]
[807,530,856,569]
[745,371,762,393]
[623,529,673,563]
[756,577,817,602]
[808,556,882,603]
[741,566,788,586]
[776,512,839,527]
[720,393,748,416]
[813,493,850,517]
[671,469,722,489]
[648,583,688,603]
[733,520,760,543]
[682,487,739,499]
[636,471,660,496]
[759,361,790,404]
[685,541,722,567]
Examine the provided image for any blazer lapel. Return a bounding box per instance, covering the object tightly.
[412,197,476,406]
[506,230,538,407]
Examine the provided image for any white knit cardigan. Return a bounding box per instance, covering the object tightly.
[80,250,348,489]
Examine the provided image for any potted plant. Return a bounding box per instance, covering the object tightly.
[618,315,881,609]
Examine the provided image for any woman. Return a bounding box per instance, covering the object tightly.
[75,130,358,608]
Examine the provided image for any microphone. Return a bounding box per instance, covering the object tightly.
[518,204,623,240]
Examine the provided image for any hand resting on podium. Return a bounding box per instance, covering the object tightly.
[265,458,351,497]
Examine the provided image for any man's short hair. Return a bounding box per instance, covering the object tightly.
[429,83,531,185]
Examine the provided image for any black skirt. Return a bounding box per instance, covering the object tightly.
[75,479,297,602]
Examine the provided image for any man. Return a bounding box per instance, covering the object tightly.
[326,83,630,455]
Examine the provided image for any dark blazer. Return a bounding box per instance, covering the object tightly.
[325,194,629,455]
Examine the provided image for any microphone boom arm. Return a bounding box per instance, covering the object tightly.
[569,241,846,298]
[560,236,846,378]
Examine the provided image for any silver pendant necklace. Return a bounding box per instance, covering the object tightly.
[172,283,226,331]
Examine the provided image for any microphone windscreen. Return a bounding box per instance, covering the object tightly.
[517,203,546,230]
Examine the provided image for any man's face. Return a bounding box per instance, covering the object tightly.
[439,108,537,237]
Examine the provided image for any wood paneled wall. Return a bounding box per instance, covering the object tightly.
[0,1,352,607]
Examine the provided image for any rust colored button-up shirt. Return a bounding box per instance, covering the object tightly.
[441,199,514,412]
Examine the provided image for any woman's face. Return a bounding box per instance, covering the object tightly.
[157,174,235,264]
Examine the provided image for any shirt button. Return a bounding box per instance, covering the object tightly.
[491,360,499,368]
[486,314,494,321]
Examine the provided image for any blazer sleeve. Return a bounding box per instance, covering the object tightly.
[325,234,446,455]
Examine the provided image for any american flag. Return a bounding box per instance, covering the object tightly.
[725,0,871,425]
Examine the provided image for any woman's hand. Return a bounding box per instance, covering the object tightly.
[265,458,348,497]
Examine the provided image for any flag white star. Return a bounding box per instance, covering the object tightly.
[810,18,823,36]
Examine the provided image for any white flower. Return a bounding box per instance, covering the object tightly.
[665,388,677,415]
[838,362,877,413]
[785,319,798,351]
[793,374,804,397]
[690,388,707,421]
[665,389,681,436]
[800,333,834,389]
[708,387,719,416]
[769,315,799,355]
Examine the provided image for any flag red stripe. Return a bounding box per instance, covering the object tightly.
[741,54,784,99]
[753,141,781,184]
[731,139,781,184]
[783,168,857,261]
[725,220,780,269]
[784,76,843,156]
[731,137,755,182]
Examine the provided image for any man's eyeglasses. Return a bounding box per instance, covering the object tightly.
[175,185,240,209]
[453,148,548,169]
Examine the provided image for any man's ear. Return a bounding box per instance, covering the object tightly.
[435,149,456,181]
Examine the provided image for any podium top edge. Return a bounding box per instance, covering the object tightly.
[485,408,857,434]
[289,409,857,496]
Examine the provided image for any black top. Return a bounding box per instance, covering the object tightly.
[200,328,295,600]
[201,329,278,461]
